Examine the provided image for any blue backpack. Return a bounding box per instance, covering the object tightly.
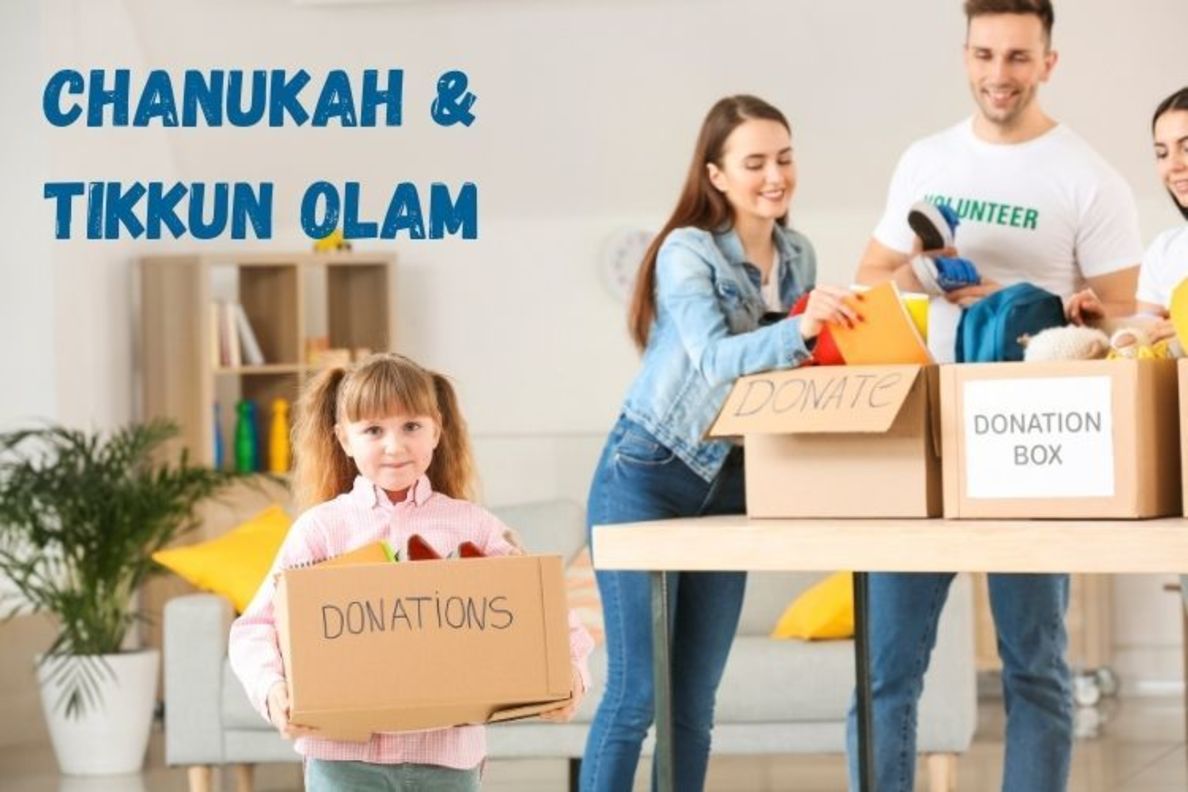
[955,282,1067,363]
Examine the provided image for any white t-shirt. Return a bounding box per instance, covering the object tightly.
[1135,225,1188,308]
[873,118,1142,360]
[761,249,782,312]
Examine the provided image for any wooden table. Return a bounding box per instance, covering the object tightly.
[592,515,1188,792]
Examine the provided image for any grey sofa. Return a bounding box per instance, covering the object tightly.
[164,500,976,791]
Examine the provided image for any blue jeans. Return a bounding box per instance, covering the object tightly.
[580,416,747,792]
[846,572,1072,792]
[304,759,480,791]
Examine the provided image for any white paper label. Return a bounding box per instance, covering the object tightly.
[962,376,1114,499]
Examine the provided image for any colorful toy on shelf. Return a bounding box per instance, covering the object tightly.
[212,403,225,470]
[234,400,260,473]
[313,228,352,253]
[269,398,291,474]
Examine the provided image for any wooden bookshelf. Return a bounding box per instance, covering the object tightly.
[139,252,394,471]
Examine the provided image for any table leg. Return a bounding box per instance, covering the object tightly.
[651,570,675,792]
[854,571,875,792]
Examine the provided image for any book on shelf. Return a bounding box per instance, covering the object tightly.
[210,303,222,369]
[211,301,266,367]
[222,301,241,368]
[232,303,265,366]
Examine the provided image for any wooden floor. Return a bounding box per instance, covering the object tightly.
[0,695,1183,791]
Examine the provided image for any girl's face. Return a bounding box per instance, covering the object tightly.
[706,118,795,224]
[1155,109,1188,209]
[337,411,440,502]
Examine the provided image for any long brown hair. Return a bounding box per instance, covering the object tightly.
[291,353,477,511]
[627,95,791,351]
[1153,86,1188,221]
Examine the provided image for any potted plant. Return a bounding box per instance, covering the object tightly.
[0,419,245,775]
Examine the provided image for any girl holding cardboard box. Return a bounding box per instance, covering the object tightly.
[228,353,593,791]
[581,95,856,791]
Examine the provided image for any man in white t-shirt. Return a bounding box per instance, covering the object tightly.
[847,2,1141,791]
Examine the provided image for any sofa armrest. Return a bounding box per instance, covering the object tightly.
[164,593,234,765]
[917,573,978,752]
[490,500,586,561]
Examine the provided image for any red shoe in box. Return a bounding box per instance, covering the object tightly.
[406,534,442,561]
[457,541,486,558]
[791,292,846,366]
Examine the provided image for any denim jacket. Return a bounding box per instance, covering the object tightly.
[621,224,817,482]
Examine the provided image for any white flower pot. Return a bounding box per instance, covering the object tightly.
[36,649,160,776]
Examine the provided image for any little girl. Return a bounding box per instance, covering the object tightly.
[229,352,592,791]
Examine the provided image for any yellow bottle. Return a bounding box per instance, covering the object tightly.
[269,398,291,474]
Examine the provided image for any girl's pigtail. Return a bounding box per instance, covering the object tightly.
[428,372,477,501]
[292,366,355,511]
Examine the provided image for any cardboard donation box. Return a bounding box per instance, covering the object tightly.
[709,364,942,518]
[274,553,573,742]
[941,359,1181,519]
[1179,359,1188,517]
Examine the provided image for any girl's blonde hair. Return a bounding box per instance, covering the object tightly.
[291,352,476,511]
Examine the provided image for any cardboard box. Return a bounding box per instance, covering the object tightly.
[274,554,573,742]
[708,364,942,518]
[1179,359,1188,517]
[941,359,1180,519]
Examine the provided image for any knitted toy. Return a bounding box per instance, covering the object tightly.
[1021,326,1110,362]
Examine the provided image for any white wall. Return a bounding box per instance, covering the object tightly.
[2,0,1186,687]
[0,1,55,428]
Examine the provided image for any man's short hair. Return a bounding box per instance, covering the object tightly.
[964,0,1055,42]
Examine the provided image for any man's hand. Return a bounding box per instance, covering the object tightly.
[266,681,319,740]
[943,280,1001,308]
[539,665,585,723]
[1065,288,1105,325]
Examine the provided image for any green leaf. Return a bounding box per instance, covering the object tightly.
[0,420,256,717]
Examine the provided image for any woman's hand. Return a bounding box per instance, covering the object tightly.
[266,681,318,740]
[1065,288,1104,325]
[797,285,862,340]
[539,665,585,723]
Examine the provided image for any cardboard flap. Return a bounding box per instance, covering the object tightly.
[295,694,575,742]
[709,365,924,436]
[488,694,574,724]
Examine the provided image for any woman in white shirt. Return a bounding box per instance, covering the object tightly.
[1069,88,1188,333]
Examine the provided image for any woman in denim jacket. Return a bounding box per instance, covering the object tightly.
[581,95,856,791]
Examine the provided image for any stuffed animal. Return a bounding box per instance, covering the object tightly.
[1021,326,1110,362]
[1107,327,1178,359]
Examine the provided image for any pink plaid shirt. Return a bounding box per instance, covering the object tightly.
[228,474,594,769]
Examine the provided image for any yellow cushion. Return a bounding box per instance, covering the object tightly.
[770,571,854,640]
[152,504,291,613]
[565,546,604,646]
